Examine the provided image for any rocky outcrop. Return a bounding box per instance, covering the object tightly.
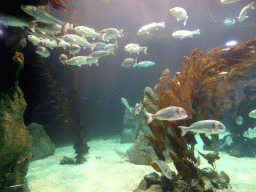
[26,123,55,161]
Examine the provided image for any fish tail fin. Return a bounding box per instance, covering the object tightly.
[145,113,154,124]
[249,2,255,9]
[119,29,124,36]
[91,44,97,52]
[161,22,165,28]
[195,29,200,34]
[184,16,188,26]
[178,126,189,136]
[143,47,147,54]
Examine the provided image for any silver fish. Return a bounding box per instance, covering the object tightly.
[62,34,95,50]
[35,46,50,58]
[178,120,226,136]
[103,41,118,51]
[27,35,41,46]
[133,61,155,68]
[74,26,101,40]
[65,56,98,67]
[92,42,108,51]
[236,115,243,125]
[243,127,256,139]
[169,7,188,26]
[145,106,187,124]
[38,39,58,49]
[238,2,255,23]
[172,29,200,40]
[29,20,62,34]
[20,5,64,26]
[249,109,256,118]
[121,58,137,67]
[0,14,30,28]
[151,159,173,180]
[68,44,81,56]
[100,28,124,42]
[89,49,114,60]
[124,43,147,55]
[221,0,242,4]
[137,22,165,35]
[59,54,68,64]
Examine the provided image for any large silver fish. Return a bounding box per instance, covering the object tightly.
[74,26,101,40]
[178,120,226,136]
[65,56,99,67]
[237,2,255,23]
[145,106,187,124]
[124,43,147,55]
[89,49,114,60]
[121,58,137,67]
[0,14,30,28]
[62,34,95,50]
[21,5,64,26]
[169,7,188,26]
[137,22,165,35]
[35,46,50,58]
[100,28,124,42]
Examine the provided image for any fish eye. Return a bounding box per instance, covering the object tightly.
[176,109,180,114]
[212,123,216,128]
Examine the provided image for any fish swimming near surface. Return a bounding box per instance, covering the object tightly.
[133,61,155,68]
[249,109,256,118]
[237,2,255,23]
[20,5,64,26]
[100,28,124,42]
[35,46,50,58]
[221,0,242,4]
[145,106,188,124]
[178,120,226,136]
[172,29,200,40]
[243,127,256,139]
[74,26,101,40]
[121,58,138,67]
[137,22,165,35]
[169,7,188,26]
[124,43,147,55]
[236,115,243,125]
[121,98,133,113]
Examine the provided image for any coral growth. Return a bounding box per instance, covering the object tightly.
[142,38,256,182]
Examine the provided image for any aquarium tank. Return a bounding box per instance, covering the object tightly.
[1,0,256,191]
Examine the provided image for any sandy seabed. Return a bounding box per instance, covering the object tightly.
[26,135,256,192]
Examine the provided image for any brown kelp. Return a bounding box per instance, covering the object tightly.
[142,38,256,181]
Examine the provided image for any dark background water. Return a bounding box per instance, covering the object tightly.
[19,0,256,142]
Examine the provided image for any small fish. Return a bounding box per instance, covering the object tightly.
[236,115,243,125]
[65,56,98,67]
[172,29,200,40]
[178,120,226,136]
[121,98,133,113]
[249,109,256,118]
[89,49,114,60]
[0,14,30,28]
[237,2,255,23]
[21,5,64,26]
[62,34,95,50]
[27,35,41,46]
[243,127,256,139]
[124,43,147,55]
[74,26,101,40]
[100,28,124,42]
[145,106,187,124]
[221,0,242,4]
[169,7,188,26]
[121,58,138,67]
[59,54,68,64]
[68,44,81,56]
[151,159,173,180]
[134,102,143,115]
[35,46,50,58]
[218,71,228,75]
[220,135,233,149]
[133,61,155,68]
[222,17,236,27]
[137,22,165,35]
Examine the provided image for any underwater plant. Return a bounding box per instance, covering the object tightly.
[141,38,256,182]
